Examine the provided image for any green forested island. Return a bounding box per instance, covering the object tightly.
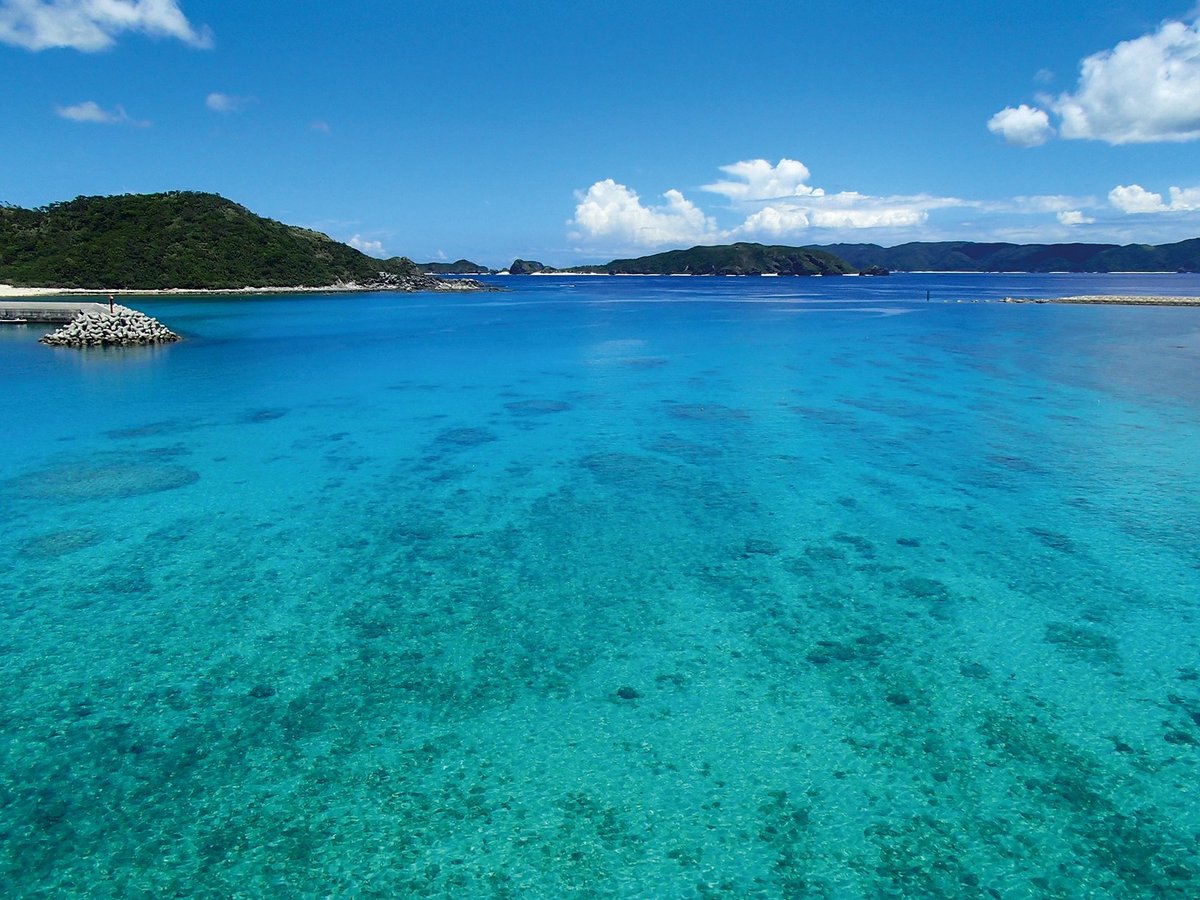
[571,243,854,276]
[521,239,1200,276]
[818,239,1200,273]
[502,244,851,276]
[415,259,491,275]
[0,192,422,289]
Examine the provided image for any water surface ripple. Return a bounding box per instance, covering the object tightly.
[2,274,1199,896]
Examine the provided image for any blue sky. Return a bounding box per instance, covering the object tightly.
[2,0,1199,267]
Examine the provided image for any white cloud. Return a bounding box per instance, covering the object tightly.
[987,104,1055,146]
[571,161,971,250]
[737,196,932,236]
[1109,183,1200,213]
[1169,185,1200,209]
[1057,210,1095,225]
[0,0,212,52]
[1008,195,1090,214]
[310,120,331,134]
[1055,17,1200,143]
[206,92,251,114]
[570,158,1200,251]
[1109,184,1168,213]
[55,99,146,125]
[702,158,821,201]
[736,205,809,235]
[810,204,928,230]
[708,159,964,238]
[570,178,717,248]
[347,234,386,257]
[996,15,1200,145]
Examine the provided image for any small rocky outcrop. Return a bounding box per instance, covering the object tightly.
[40,305,181,347]
[354,272,499,292]
[507,259,552,275]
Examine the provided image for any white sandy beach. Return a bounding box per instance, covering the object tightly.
[0,284,65,297]
[0,283,379,298]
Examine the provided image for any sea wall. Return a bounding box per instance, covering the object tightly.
[0,301,110,323]
[39,304,181,347]
[1002,295,1200,306]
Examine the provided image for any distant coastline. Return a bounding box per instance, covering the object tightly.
[9,283,1200,309]
[1004,295,1200,306]
[0,280,492,299]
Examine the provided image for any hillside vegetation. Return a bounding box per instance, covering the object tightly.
[0,192,418,289]
[416,258,492,275]
[820,239,1200,273]
[566,243,854,276]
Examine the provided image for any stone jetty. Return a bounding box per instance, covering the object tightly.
[1,300,110,323]
[39,304,181,347]
[1000,295,1200,306]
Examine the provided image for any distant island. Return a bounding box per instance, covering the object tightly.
[498,244,851,276]
[0,192,491,292]
[415,259,492,275]
[501,239,1200,276]
[820,239,1200,273]
[580,243,854,276]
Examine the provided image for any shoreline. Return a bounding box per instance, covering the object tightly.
[5,284,1200,308]
[1004,295,1200,307]
[0,283,434,298]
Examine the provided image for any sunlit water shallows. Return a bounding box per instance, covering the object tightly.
[2,274,1199,897]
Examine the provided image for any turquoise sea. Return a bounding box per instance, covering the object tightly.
[2,273,1200,897]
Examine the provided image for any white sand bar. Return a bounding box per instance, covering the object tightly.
[1059,295,1200,306]
[1004,295,1200,306]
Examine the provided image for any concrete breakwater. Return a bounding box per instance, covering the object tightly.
[0,300,111,323]
[39,304,181,347]
[1001,295,1200,306]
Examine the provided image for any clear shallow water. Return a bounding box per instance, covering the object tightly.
[2,274,1200,897]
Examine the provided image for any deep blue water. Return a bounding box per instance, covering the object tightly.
[2,274,1200,897]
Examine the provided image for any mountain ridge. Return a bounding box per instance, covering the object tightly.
[530,239,1200,275]
[542,243,855,276]
[816,239,1200,273]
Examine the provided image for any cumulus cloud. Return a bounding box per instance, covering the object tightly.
[1057,210,1095,225]
[569,158,1200,248]
[987,104,1055,146]
[702,158,822,201]
[570,178,717,247]
[55,99,146,125]
[994,14,1200,145]
[0,0,212,52]
[570,160,969,250]
[347,234,386,257]
[709,158,963,238]
[1109,183,1200,213]
[1055,17,1200,143]
[737,196,930,236]
[206,92,251,114]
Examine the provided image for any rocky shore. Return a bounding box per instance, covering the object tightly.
[4,272,501,298]
[40,305,181,347]
[349,272,499,292]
